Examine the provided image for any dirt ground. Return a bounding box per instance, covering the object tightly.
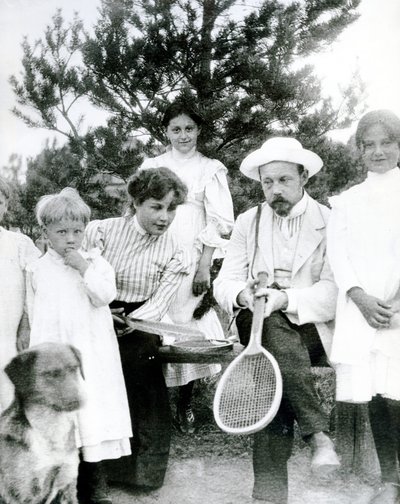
[108,354,377,504]
[109,427,376,504]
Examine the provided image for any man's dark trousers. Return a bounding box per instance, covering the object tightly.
[236,309,329,503]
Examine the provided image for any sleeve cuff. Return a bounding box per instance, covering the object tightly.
[283,289,298,314]
[234,298,247,309]
[232,284,248,309]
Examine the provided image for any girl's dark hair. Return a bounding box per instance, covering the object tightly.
[356,109,400,149]
[162,101,204,129]
[127,167,188,206]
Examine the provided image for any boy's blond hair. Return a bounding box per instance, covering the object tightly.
[36,188,91,227]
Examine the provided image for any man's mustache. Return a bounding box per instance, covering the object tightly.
[271,197,288,205]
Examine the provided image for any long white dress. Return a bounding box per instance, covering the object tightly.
[141,148,234,386]
[0,228,40,411]
[328,168,400,402]
[27,248,132,462]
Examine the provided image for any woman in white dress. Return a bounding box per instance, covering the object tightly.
[327,110,400,504]
[0,176,39,411]
[27,188,132,504]
[140,101,234,432]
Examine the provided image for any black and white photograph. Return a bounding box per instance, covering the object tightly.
[1,1,400,502]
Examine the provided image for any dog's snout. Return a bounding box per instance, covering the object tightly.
[56,372,86,411]
[29,359,86,412]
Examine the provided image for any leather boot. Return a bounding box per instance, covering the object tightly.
[78,461,112,504]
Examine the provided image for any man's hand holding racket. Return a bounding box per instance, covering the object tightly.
[237,279,288,317]
[236,286,255,311]
[256,288,288,317]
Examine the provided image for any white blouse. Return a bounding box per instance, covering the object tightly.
[141,148,234,256]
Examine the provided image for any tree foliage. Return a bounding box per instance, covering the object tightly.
[10,12,87,137]
[20,140,127,235]
[10,0,365,221]
[81,0,362,148]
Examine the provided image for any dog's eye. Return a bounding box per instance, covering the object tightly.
[44,370,63,379]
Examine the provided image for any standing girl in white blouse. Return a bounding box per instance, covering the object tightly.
[0,176,39,412]
[140,101,234,433]
[27,188,132,504]
[328,110,400,504]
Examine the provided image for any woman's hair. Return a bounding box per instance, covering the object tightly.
[356,109,400,149]
[127,167,187,207]
[162,100,204,129]
[36,187,91,227]
[0,176,11,200]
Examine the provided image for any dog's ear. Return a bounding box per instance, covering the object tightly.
[5,350,37,391]
[68,344,85,380]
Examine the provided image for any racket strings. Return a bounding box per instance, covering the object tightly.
[217,353,277,429]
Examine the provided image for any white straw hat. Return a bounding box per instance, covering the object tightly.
[240,137,323,181]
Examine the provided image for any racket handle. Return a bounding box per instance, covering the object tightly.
[251,271,268,336]
[257,271,268,289]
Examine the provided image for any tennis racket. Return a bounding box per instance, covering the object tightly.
[113,315,205,339]
[213,271,283,434]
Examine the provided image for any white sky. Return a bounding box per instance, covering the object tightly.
[0,0,399,173]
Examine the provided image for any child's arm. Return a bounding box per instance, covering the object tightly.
[25,266,35,330]
[348,287,394,329]
[386,284,400,328]
[192,245,214,296]
[64,250,116,307]
[64,250,89,276]
[82,256,117,308]
[131,247,191,321]
[16,312,30,351]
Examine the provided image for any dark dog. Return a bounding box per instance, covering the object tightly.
[0,343,85,504]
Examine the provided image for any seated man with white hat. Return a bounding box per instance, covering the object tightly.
[214,137,339,503]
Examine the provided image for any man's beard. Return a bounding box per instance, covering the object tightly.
[270,197,291,217]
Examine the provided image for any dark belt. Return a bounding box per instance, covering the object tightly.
[109,299,146,316]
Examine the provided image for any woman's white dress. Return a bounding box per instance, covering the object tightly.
[27,248,132,461]
[141,148,234,386]
[0,228,39,411]
[328,168,400,402]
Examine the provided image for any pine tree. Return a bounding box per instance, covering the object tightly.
[10,0,364,216]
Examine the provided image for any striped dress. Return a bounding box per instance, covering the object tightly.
[83,215,191,321]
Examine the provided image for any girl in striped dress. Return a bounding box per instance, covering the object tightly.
[84,167,191,489]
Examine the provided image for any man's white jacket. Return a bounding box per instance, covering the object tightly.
[214,194,338,356]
